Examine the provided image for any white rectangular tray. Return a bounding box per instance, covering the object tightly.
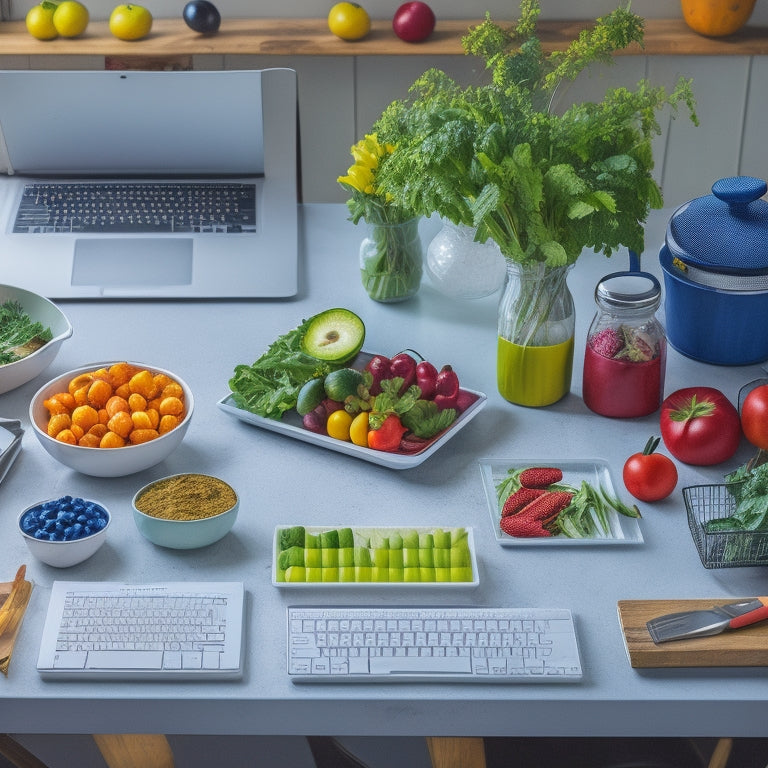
[273,525,479,587]
[217,388,486,470]
[479,458,644,546]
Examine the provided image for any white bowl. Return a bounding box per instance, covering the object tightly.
[0,284,72,395]
[18,497,110,568]
[132,474,239,549]
[30,362,194,477]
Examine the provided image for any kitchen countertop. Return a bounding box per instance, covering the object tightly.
[1,204,767,739]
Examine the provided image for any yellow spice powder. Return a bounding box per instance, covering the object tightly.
[136,474,237,520]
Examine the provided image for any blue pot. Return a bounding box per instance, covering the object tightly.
[659,176,768,366]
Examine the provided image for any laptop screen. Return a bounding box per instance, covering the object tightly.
[0,70,265,177]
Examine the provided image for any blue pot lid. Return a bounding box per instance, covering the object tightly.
[666,176,768,275]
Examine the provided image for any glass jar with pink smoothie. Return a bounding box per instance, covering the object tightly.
[582,272,666,418]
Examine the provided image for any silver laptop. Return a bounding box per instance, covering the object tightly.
[0,69,298,299]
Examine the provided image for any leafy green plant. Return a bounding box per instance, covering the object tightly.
[372,0,698,266]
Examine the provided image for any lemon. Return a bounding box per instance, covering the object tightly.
[53,0,89,37]
[26,2,59,40]
[327,1,370,41]
[109,3,153,41]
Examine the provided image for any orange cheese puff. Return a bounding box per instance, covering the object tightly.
[114,383,131,399]
[71,405,99,432]
[161,382,184,400]
[67,373,93,395]
[129,428,159,444]
[47,413,71,437]
[159,396,184,416]
[89,423,108,438]
[78,433,102,448]
[129,370,158,400]
[105,395,129,418]
[131,411,154,430]
[108,362,139,388]
[55,429,77,445]
[100,431,125,448]
[107,410,133,438]
[128,393,147,412]
[87,379,113,409]
[44,392,76,415]
[158,414,180,434]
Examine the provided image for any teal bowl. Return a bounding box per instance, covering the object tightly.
[131,474,238,549]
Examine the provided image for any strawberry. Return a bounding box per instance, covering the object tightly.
[501,486,546,517]
[516,490,573,522]
[519,467,563,489]
[500,515,551,537]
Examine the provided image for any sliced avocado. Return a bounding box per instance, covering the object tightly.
[301,308,365,363]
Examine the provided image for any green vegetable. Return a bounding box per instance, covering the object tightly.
[229,317,349,420]
[0,301,52,365]
[400,399,456,438]
[707,463,768,533]
[372,1,697,266]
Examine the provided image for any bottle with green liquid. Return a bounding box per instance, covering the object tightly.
[497,261,575,407]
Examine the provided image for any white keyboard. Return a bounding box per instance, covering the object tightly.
[287,606,582,683]
[37,581,245,681]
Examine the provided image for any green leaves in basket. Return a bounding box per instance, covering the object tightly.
[707,463,768,533]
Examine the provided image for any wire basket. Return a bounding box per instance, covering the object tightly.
[684,483,768,568]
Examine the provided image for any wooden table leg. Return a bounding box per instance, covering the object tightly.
[92,734,175,768]
[426,736,486,768]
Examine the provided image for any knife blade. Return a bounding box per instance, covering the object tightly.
[646,597,768,644]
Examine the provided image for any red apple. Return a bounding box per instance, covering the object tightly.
[392,1,435,42]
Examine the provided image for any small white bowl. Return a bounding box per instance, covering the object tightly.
[18,497,110,568]
[30,362,194,477]
[0,284,72,395]
[132,474,239,549]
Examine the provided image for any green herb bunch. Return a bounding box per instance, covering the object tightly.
[371,0,698,267]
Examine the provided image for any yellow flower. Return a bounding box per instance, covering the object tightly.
[338,163,375,195]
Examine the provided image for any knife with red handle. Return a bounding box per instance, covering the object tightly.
[647,597,768,643]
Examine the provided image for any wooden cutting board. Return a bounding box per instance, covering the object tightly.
[617,598,768,668]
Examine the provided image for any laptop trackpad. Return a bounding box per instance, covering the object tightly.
[72,239,193,287]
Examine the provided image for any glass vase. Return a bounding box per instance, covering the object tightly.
[359,216,422,303]
[425,221,506,299]
[497,261,575,407]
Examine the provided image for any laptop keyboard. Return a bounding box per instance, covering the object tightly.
[14,181,256,234]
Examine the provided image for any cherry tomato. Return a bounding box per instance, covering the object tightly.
[623,436,678,502]
[741,384,768,450]
[326,409,353,441]
[659,386,741,466]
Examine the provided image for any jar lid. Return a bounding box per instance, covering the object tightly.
[666,176,768,276]
[595,271,661,310]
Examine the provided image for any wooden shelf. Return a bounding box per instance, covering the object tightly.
[0,17,767,58]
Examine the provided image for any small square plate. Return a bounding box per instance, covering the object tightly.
[479,458,644,546]
[273,525,479,587]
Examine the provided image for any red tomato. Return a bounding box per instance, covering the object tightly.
[660,387,741,466]
[741,384,768,450]
[623,437,678,502]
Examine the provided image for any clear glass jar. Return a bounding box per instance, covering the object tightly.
[497,261,575,407]
[359,216,423,303]
[582,271,666,418]
[426,221,506,299]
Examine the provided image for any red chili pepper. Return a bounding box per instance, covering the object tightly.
[367,414,407,452]
[415,360,439,399]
